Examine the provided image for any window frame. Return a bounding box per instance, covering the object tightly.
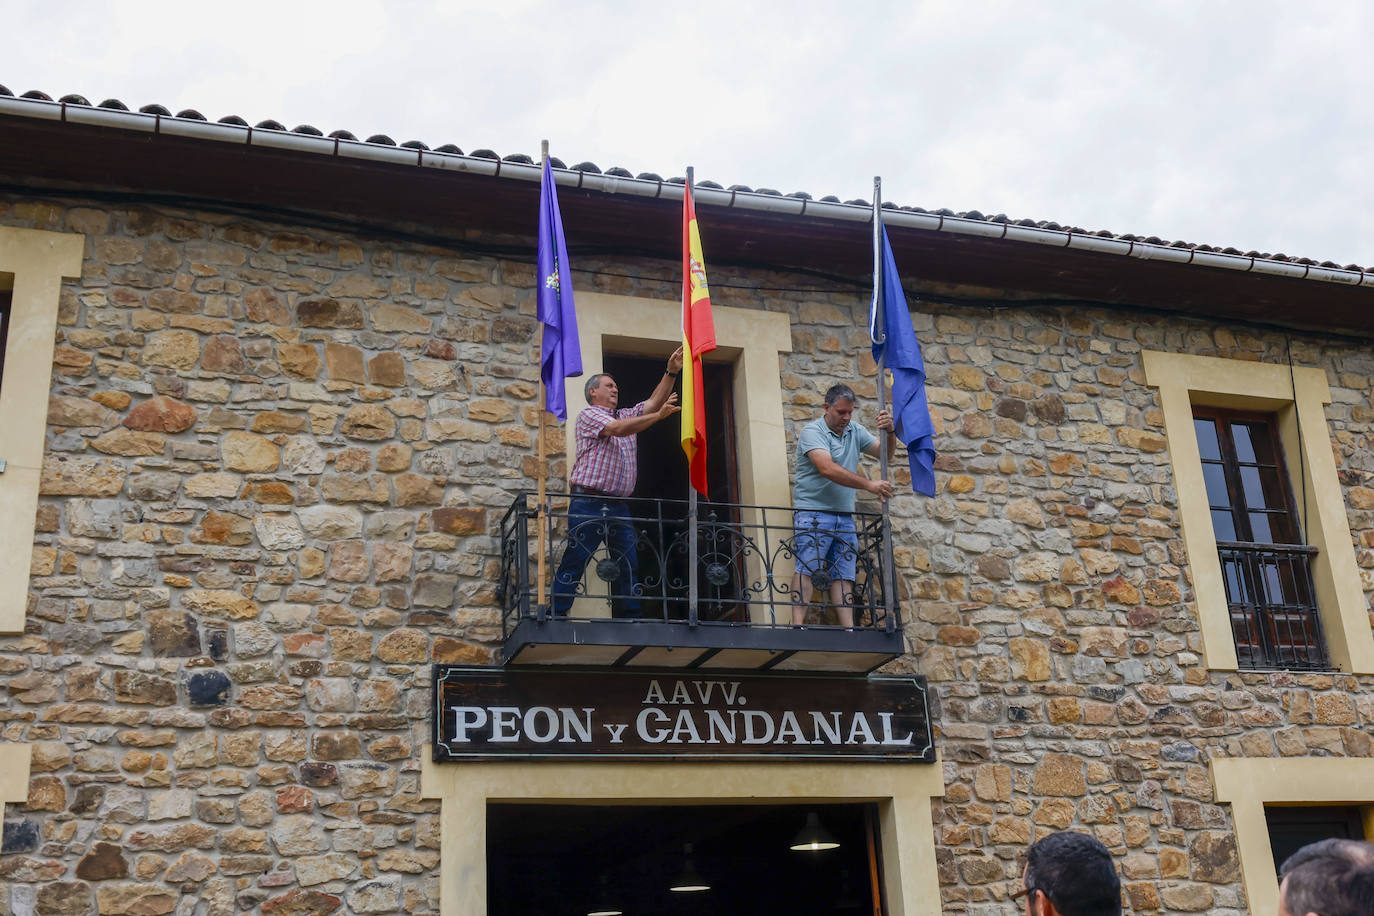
[1193,406,1329,669]
[1192,406,1304,547]
[0,228,85,634]
[1143,350,1374,674]
[1214,758,1374,916]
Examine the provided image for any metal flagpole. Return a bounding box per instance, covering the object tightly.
[873,177,897,631]
[686,165,699,627]
[535,139,551,617]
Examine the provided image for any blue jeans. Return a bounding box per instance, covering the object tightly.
[551,495,641,618]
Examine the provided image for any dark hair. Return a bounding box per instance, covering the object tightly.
[584,373,609,400]
[1280,838,1374,876]
[824,384,856,406]
[1281,840,1374,916]
[1024,832,1121,916]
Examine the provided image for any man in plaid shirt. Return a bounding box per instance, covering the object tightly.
[551,347,684,618]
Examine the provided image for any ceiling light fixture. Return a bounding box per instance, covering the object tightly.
[789,811,841,851]
[669,842,711,893]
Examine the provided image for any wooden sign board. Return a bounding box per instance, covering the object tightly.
[432,666,935,762]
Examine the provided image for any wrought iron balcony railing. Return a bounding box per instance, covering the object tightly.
[1217,540,1329,670]
[496,493,905,671]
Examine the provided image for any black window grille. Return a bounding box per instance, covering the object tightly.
[1193,408,1328,669]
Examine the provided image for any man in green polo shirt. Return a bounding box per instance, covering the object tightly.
[791,383,895,626]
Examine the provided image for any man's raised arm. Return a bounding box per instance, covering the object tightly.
[601,394,681,438]
[642,346,685,415]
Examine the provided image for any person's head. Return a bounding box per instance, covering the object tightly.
[1019,831,1121,916]
[822,384,857,435]
[585,373,618,409]
[1278,839,1374,916]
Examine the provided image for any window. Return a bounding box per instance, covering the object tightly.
[1143,351,1374,674]
[1265,805,1368,873]
[1193,408,1326,669]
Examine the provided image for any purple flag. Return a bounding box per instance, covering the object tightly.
[537,158,582,419]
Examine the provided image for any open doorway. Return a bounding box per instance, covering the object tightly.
[602,352,744,621]
[487,802,883,915]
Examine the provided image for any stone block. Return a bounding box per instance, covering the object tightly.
[277,343,321,379]
[296,505,362,541]
[245,288,289,324]
[1032,753,1086,796]
[255,514,306,550]
[201,336,246,373]
[41,456,127,497]
[222,431,280,472]
[182,590,259,620]
[36,882,93,916]
[143,330,200,369]
[297,299,364,328]
[368,352,406,386]
[325,343,366,383]
[192,510,253,546]
[261,890,342,916]
[95,884,177,916]
[268,815,328,856]
[376,628,429,661]
[76,843,129,880]
[340,404,396,440]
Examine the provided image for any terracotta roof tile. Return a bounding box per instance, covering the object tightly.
[1,87,1368,275]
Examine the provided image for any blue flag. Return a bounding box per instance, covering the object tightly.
[537,158,582,419]
[870,225,936,497]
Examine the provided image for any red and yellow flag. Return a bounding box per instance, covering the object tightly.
[681,181,717,495]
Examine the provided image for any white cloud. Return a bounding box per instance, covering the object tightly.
[6,0,1374,264]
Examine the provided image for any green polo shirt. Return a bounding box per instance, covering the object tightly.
[793,416,877,513]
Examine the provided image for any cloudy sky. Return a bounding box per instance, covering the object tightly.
[9,0,1373,266]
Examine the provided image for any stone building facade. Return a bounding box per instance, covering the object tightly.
[2,93,1374,916]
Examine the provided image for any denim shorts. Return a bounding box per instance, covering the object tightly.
[793,510,858,583]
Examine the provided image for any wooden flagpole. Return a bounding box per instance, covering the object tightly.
[536,139,551,614]
[873,177,897,630]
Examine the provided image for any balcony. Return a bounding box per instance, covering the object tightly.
[497,493,907,673]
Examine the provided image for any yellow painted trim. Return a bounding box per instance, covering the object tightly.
[1142,350,1374,673]
[567,293,794,620]
[421,750,945,916]
[0,743,33,824]
[0,227,85,634]
[1213,757,1374,916]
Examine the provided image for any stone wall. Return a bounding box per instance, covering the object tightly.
[1,195,1373,916]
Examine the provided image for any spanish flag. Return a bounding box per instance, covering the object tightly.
[681,180,717,495]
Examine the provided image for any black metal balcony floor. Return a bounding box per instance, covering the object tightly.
[502,616,904,673]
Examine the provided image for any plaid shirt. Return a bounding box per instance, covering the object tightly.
[569,401,648,497]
